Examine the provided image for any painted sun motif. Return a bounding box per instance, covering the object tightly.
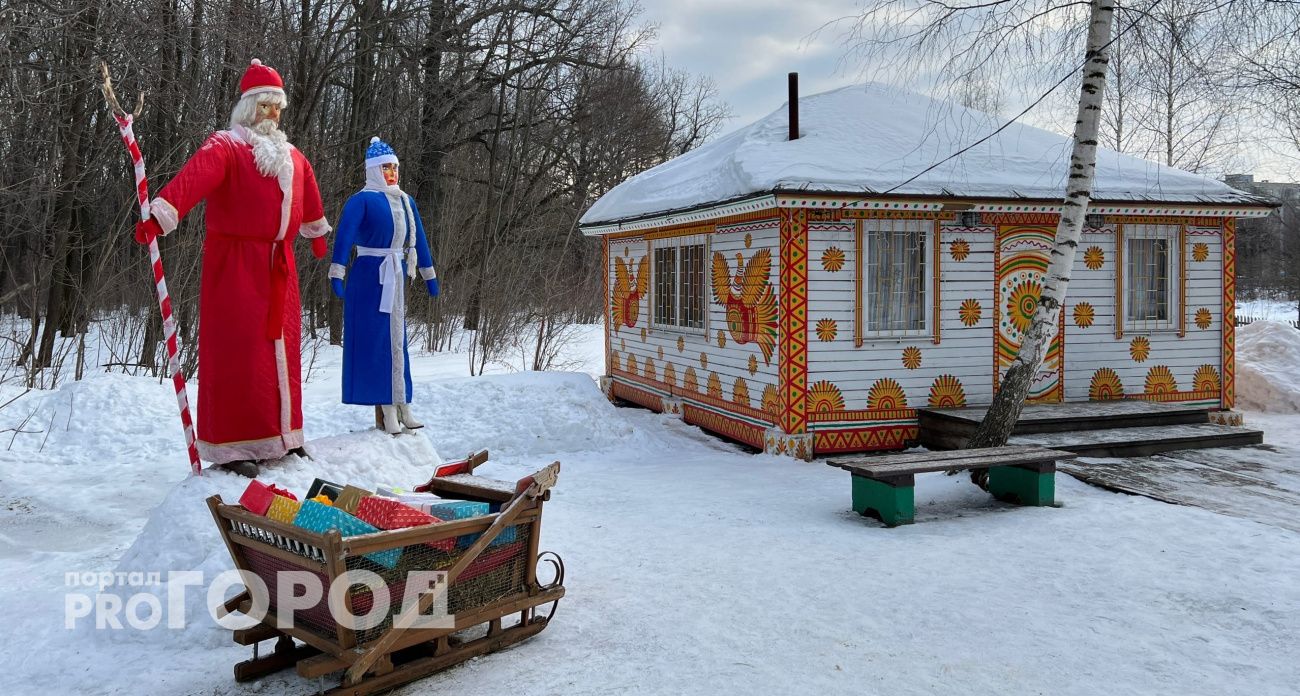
[1006,279,1043,335]
[676,336,685,353]
[808,380,846,413]
[1089,367,1123,401]
[733,377,750,407]
[1083,246,1105,270]
[663,363,677,387]
[1144,365,1178,395]
[684,367,699,393]
[707,372,723,399]
[867,378,908,410]
[1195,307,1213,330]
[748,355,758,376]
[609,351,621,372]
[927,375,966,408]
[1074,302,1095,328]
[643,357,657,382]
[700,353,708,369]
[761,384,781,418]
[1192,243,1209,262]
[1193,364,1221,393]
[949,239,970,262]
[821,246,846,272]
[902,346,922,370]
[1130,336,1151,363]
[959,298,982,327]
[816,318,838,341]
[717,329,727,349]
[625,354,638,376]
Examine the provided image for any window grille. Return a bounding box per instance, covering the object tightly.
[1124,225,1179,331]
[651,235,707,332]
[862,220,929,337]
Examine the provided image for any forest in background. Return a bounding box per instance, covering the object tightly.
[0,0,729,386]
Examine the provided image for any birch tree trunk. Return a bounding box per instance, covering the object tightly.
[966,0,1116,450]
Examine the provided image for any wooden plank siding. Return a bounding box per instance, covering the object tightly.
[806,222,998,411]
[604,207,1230,457]
[605,220,784,434]
[1061,225,1222,406]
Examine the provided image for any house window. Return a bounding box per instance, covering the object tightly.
[858,219,930,338]
[652,236,707,331]
[1124,225,1179,330]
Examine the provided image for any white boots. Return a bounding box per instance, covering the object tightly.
[396,403,424,429]
[374,403,423,434]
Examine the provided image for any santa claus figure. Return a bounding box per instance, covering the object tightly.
[330,137,438,434]
[134,59,331,476]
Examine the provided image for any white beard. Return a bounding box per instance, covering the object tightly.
[248,120,292,177]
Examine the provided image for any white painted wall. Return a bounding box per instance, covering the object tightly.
[606,220,783,420]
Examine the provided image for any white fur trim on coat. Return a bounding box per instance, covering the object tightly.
[329,263,346,280]
[150,197,179,234]
[300,216,332,238]
[419,266,437,281]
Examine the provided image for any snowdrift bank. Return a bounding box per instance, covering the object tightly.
[1236,320,1300,413]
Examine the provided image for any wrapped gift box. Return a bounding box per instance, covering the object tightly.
[238,480,298,515]
[355,497,455,552]
[292,500,399,569]
[305,478,344,503]
[423,500,517,548]
[334,485,372,515]
[266,495,302,525]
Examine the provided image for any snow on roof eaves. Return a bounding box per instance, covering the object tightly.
[580,83,1270,230]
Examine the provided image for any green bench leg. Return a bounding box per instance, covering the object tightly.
[987,464,1055,506]
[852,474,914,527]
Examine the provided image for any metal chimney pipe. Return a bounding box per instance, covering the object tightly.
[788,72,799,141]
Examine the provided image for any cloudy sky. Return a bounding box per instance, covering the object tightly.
[637,0,863,134]
[635,0,1299,181]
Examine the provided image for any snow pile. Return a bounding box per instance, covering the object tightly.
[105,431,445,646]
[1236,320,1300,412]
[581,83,1261,225]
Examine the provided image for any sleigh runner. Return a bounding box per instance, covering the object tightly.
[207,457,564,694]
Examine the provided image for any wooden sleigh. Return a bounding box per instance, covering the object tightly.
[207,453,564,695]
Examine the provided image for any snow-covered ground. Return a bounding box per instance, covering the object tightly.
[1236,295,1297,322]
[2,324,1299,695]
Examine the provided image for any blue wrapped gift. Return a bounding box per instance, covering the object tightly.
[292,500,401,569]
[426,500,517,548]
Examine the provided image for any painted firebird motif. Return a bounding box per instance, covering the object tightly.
[611,256,649,332]
[711,250,779,365]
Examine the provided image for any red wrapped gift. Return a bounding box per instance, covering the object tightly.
[355,497,453,552]
[238,480,300,516]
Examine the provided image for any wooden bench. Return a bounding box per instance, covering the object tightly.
[826,445,1079,526]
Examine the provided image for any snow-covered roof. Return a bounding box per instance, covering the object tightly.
[581,83,1268,227]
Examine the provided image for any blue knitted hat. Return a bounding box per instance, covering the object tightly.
[365,136,398,168]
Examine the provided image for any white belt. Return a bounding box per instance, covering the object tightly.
[356,246,404,314]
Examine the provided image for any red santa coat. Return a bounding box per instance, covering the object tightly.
[151,125,330,463]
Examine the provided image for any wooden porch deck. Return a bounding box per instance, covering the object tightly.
[918,401,1263,456]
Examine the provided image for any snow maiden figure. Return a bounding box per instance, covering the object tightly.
[330,137,439,434]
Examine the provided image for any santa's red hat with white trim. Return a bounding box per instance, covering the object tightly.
[238,59,284,99]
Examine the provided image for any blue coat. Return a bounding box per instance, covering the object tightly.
[331,190,436,405]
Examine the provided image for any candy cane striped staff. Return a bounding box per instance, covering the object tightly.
[100,62,201,475]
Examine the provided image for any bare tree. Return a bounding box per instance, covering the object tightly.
[841,0,1122,449]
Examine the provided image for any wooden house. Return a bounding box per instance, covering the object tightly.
[580,84,1272,459]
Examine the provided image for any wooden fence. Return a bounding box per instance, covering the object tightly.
[1233,315,1300,328]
